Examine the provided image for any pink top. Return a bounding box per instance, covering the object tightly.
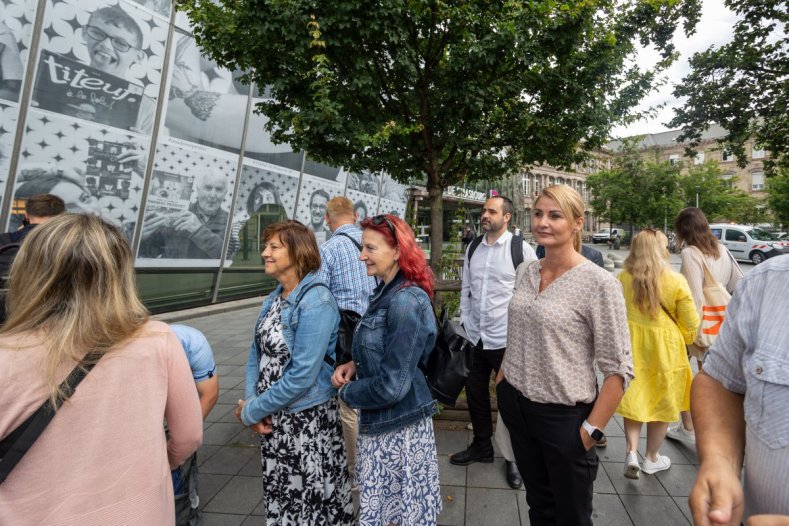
[0,320,203,525]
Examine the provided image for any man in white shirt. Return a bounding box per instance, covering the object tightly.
[450,196,537,490]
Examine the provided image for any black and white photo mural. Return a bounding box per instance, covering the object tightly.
[379,173,407,218]
[345,169,382,224]
[0,0,37,104]
[8,108,148,234]
[136,140,237,266]
[0,102,14,196]
[29,0,167,134]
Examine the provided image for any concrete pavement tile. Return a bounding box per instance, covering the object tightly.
[203,423,246,445]
[218,350,251,365]
[594,462,617,494]
[218,406,246,423]
[240,517,261,526]
[216,364,239,376]
[204,475,262,515]
[467,458,520,490]
[218,389,245,405]
[251,498,265,516]
[595,436,629,463]
[591,493,633,525]
[197,473,232,509]
[619,494,690,525]
[465,487,520,526]
[603,462,668,496]
[438,485,466,526]
[438,453,467,487]
[219,377,246,392]
[205,404,236,423]
[436,429,471,456]
[516,491,531,525]
[201,513,246,525]
[672,496,693,523]
[604,418,625,437]
[197,444,221,465]
[239,455,263,477]
[654,464,698,497]
[200,445,258,475]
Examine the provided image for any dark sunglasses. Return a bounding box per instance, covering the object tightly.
[372,215,398,244]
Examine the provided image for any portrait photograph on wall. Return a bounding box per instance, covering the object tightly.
[8,108,148,235]
[125,0,169,19]
[380,173,407,203]
[29,0,167,134]
[242,91,306,173]
[136,139,238,266]
[228,159,299,267]
[378,197,407,219]
[345,188,378,224]
[294,173,343,245]
[161,30,252,155]
[1,0,38,104]
[346,169,382,196]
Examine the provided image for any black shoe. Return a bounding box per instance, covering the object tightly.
[505,460,523,489]
[450,442,494,466]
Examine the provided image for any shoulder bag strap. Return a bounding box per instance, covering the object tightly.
[510,234,524,270]
[659,303,680,330]
[0,350,104,484]
[290,281,336,368]
[466,235,484,262]
[335,232,362,251]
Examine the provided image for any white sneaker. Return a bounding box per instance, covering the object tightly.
[666,423,696,444]
[642,454,671,474]
[624,451,640,479]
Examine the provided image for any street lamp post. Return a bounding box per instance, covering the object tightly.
[695,187,700,209]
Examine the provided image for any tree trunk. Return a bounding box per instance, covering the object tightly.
[427,184,444,271]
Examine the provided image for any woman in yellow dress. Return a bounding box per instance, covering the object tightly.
[616,229,699,479]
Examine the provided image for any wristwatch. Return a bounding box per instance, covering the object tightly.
[582,420,605,441]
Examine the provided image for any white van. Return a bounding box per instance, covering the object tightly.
[709,224,789,264]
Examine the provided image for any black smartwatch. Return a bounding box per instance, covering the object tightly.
[582,420,604,441]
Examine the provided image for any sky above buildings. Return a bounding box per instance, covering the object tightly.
[610,0,739,140]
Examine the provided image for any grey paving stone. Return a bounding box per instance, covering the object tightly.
[239,455,262,477]
[439,452,467,487]
[619,494,690,525]
[197,473,232,509]
[201,513,246,526]
[594,462,617,494]
[219,377,246,391]
[216,364,240,376]
[204,475,263,515]
[604,418,626,437]
[467,458,521,490]
[197,444,222,465]
[596,436,629,463]
[438,485,466,526]
[203,423,247,445]
[592,493,633,525]
[436,429,471,456]
[672,496,693,523]
[516,491,531,525]
[200,445,258,475]
[464,487,520,526]
[251,497,265,516]
[603,462,668,496]
[205,404,237,423]
[655,464,698,497]
[218,389,245,406]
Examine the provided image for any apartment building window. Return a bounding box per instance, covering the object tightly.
[752,146,766,159]
[722,149,733,162]
[721,173,734,190]
[549,176,556,186]
[751,171,765,191]
[523,176,531,196]
[669,154,680,166]
[694,152,705,165]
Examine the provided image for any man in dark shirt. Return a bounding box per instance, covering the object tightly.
[0,194,65,271]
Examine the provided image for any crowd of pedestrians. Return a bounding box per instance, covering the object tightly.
[0,187,787,526]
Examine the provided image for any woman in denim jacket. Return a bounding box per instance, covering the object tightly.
[332,214,441,526]
[235,220,353,525]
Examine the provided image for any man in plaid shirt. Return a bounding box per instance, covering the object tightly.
[317,196,376,486]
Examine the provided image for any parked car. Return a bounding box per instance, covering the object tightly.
[709,224,789,264]
[592,228,617,244]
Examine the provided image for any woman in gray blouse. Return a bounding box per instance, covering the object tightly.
[496,184,634,526]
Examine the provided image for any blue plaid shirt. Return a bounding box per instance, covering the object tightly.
[318,223,376,315]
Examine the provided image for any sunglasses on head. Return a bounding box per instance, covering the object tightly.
[372,215,398,243]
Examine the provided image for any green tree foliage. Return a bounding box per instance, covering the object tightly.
[179,0,700,266]
[669,0,788,173]
[767,170,789,227]
[677,162,759,223]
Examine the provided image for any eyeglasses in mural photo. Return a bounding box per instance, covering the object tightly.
[0,0,37,104]
[136,141,237,265]
[29,0,167,134]
[8,108,147,235]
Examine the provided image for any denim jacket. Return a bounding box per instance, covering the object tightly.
[241,272,339,426]
[339,271,438,434]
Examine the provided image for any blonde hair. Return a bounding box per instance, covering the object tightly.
[326,196,354,220]
[0,214,149,407]
[624,229,670,317]
[535,184,585,253]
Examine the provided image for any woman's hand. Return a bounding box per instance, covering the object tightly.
[236,399,274,434]
[331,361,357,388]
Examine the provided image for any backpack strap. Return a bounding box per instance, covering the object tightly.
[290,281,336,368]
[335,232,362,251]
[511,234,524,270]
[0,350,104,484]
[0,233,14,246]
[466,235,485,262]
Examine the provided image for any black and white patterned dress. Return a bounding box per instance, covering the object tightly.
[255,296,353,525]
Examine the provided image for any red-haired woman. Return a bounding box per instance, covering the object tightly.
[332,214,441,525]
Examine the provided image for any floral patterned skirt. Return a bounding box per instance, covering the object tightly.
[356,416,442,526]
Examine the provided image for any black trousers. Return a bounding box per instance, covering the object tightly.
[465,341,505,448]
[497,379,598,526]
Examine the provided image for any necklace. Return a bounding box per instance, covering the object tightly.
[539,263,577,288]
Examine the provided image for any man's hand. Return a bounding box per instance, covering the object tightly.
[689,462,745,526]
[331,362,357,388]
[579,427,594,451]
[172,211,203,234]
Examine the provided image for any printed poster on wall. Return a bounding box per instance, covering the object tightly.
[0,0,38,104]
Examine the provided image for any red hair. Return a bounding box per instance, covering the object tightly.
[361,214,434,298]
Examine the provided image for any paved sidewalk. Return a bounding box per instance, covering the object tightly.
[163,305,700,526]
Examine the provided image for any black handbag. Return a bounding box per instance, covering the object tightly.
[336,309,361,366]
[422,306,474,407]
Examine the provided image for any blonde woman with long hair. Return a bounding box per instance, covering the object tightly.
[0,214,202,524]
[616,229,699,479]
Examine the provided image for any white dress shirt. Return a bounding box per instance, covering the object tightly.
[460,231,537,349]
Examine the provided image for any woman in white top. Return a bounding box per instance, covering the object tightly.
[670,207,742,443]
